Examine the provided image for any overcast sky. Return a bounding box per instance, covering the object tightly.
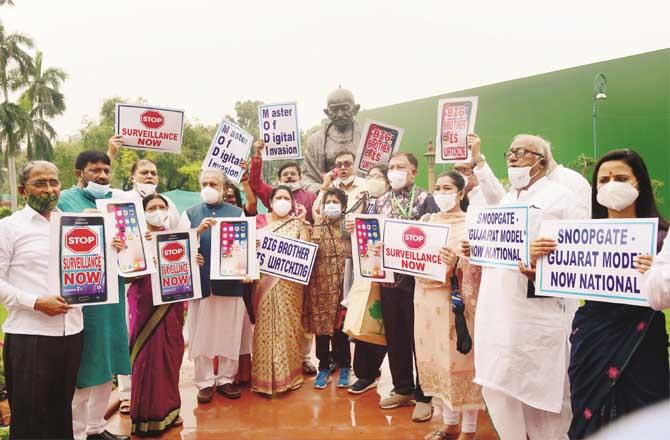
[3,0,669,141]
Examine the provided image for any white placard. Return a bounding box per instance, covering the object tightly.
[537,219,658,306]
[115,104,184,153]
[354,120,404,174]
[150,229,203,305]
[258,102,301,160]
[202,119,253,184]
[257,232,318,285]
[381,219,451,282]
[95,198,155,277]
[209,217,259,280]
[48,212,119,306]
[350,214,394,282]
[466,205,530,269]
[435,96,478,164]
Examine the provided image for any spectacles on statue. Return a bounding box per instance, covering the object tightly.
[503,149,545,160]
[27,179,61,189]
[335,161,353,169]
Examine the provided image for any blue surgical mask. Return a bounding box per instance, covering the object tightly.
[85,181,111,199]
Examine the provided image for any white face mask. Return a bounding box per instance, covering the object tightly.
[84,181,111,199]
[272,199,292,217]
[337,175,355,186]
[200,186,221,205]
[367,179,388,198]
[323,202,343,219]
[597,181,639,211]
[285,181,301,192]
[387,170,408,190]
[145,209,168,228]
[507,161,541,190]
[135,182,157,197]
[434,192,458,212]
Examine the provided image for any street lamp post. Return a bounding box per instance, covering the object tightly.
[424,139,436,193]
[592,73,608,159]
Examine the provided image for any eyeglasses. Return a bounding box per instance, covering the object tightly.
[503,149,545,160]
[335,161,353,169]
[27,179,61,189]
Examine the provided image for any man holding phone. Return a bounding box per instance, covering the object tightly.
[0,161,84,439]
[58,150,130,440]
[313,150,368,219]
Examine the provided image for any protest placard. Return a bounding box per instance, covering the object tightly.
[536,219,658,306]
[466,205,530,268]
[354,120,404,174]
[96,198,155,278]
[350,214,394,282]
[256,232,318,285]
[258,102,301,160]
[115,104,184,153]
[48,212,119,306]
[381,219,451,281]
[435,96,478,164]
[202,119,253,184]
[210,217,259,280]
[150,229,202,305]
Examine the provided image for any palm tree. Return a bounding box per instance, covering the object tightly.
[21,51,66,160]
[0,1,15,7]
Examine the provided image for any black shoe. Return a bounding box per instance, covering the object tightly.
[87,430,130,440]
[348,378,377,394]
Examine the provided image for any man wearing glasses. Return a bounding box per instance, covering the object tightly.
[313,150,368,218]
[0,161,84,439]
[302,87,362,192]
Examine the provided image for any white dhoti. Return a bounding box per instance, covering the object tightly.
[188,295,251,389]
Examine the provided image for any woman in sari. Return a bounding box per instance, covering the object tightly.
[251,185,311,395]
[304,188,353,389]
[417,171,483,440]
[528,149,669,439]
[123,194,203,436]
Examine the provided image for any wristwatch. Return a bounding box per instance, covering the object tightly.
[473,154,486,166]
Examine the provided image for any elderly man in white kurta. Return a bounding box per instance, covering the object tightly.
[472,135,589,439]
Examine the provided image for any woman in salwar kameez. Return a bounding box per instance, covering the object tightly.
[251,185,311,395]
[416,172,483,440]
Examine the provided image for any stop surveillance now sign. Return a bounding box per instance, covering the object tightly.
[115,104,185,154]
[382,218,451,282]
[64,227,98,253]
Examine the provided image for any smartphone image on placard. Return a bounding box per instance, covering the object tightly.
[355,218,386,279]
[107,203,147,273]
[157,233,194,302]
[219,221,249,277]
[59,216,107,304]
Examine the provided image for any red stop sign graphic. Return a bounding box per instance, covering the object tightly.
[162,242,185,262]
[402,226,426,250]
[64,227,98,253]
[140,110,164,129]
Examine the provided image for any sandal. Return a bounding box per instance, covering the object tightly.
[119,400,130,415]
[425,431,448,440]
[170,416,183,427]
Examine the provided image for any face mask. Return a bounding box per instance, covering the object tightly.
[135,182,157,197]
[597,181,639,211]
[323,202,343,219]
[200,186,221,205]
[434,193,458,212]
[26,192,59,214]
[84,181,111,199]
[285,181,301,192]
[272,199,292,217]
[367,179,387,198]
[337,175,355,186]
[387,170,408,190]
[507,161,541,190]
[145,209,168,228]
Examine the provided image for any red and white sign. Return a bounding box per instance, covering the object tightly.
[435,96,478,164]
[162,241,185,262]
[382,219,451,282]
[115,104,185,154]
[354,120,404,173]
[64,227,98,253]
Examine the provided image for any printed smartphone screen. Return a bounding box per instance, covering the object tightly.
[59,216,107,304]
[107,203,147,273]
[355,218,385,279]
[219,221,248,277]
[157,233,194,302]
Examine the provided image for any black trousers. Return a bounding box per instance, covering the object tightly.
[315,331,351,371]
[4,331,84,440]
[380,285,430,402]
[353,340,386,381]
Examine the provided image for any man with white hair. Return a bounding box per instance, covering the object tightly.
[468,135,589,439]
[179,168,252,403]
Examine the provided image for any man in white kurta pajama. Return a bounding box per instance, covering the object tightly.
[472,135,589,439]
